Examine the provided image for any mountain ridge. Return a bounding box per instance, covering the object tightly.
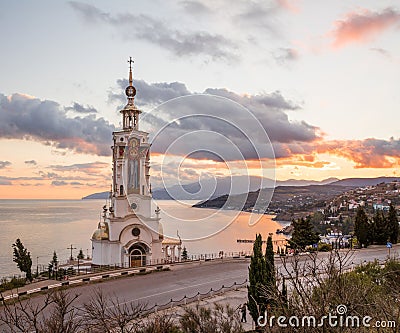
[81,176,400,200]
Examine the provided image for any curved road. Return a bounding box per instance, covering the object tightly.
[1,245,397,318]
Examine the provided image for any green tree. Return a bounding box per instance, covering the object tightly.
[77,249,84,260]
[289,216,320,251]
[52,251,58,266]
[48,263,53,279]
[373,210,389,245]
[50,251,58,279]
[354,207,372,247]
[265,234,277,307]
[388,204,399,244]
[265,235,275,285]
[342,216,354,235]
[247,234,267,324]
[12,239,33,282]
[181,247,188,261]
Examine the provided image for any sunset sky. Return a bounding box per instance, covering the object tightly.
[0,0,399,199]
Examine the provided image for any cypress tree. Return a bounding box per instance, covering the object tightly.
[248,234,267,323]
[354,207,372,247]
[265,234,277,307]
[373,210,389,245]
[388,204,399,244]
[51,251,59,279]
[265,235,276,288]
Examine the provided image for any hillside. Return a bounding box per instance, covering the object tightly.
[82,177,400,202]
[331,177,400,187]
[82,191,109,200]
[193,184,353,216]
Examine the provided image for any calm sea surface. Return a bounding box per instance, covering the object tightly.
[0,199,286,278]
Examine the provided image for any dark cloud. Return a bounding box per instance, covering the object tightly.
[109,79,190,107]
[139,92,314,162]
[272,48,299,65]
[51,180,68,186]
[70,181,84,186]
[24,160,37,166]
[0,177,12,185]
[0,93,115,156]
[68,1,238,62]
[180,0,211,16]
[38,171,59,179]
[235,1,282,37]
[65,102,98,113]
[0,161,11,169]
[108,77,316,162]
[49,162,109,173]
[203,88,300,111]
[370,47,391,58]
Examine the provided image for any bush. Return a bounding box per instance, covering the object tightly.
[317,243,332,252]
[0,276,26,292]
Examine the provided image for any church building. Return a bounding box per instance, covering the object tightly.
[91,59,181,267]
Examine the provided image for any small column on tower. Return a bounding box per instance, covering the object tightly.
[121,57,141,131]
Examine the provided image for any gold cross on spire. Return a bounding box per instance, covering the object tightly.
[127,57,134,85]
[128,57,134,71]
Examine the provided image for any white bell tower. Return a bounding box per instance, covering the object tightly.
[91,58,164,267]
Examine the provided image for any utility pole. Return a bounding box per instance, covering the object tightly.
[67,244,77,262]
[36,256,40,277]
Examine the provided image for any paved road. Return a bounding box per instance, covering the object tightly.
[1,245,397,326]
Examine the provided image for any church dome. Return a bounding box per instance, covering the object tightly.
[92,221,109,240]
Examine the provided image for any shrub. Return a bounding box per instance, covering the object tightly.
[0,276,26,292]
[317,243,332,252]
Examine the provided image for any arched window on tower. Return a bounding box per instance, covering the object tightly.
[120,185,124,196]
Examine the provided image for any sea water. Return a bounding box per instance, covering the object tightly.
[0,199,285,277]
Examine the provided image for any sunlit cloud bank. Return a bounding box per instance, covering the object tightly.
[1,73,399,198]
[331,7,400,48]
[0,93,114,156]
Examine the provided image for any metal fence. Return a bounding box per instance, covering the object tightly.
[143,279,248,314]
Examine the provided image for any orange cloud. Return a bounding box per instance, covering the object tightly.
[332,7,400,48]
[272,137,400,169]
[316,139,400,168]
[275,156,332,169]
[277,0,300,13]
[154,136,400,171]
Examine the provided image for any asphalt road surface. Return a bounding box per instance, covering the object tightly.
[0,245,398,329]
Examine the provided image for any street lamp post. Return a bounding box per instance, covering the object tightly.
[36,256,39,277]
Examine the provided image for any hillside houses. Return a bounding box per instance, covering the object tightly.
[327,181,400,215]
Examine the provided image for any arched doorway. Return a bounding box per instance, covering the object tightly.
[128,243,147,267]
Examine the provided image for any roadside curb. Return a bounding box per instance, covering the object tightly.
[1,265,168,302]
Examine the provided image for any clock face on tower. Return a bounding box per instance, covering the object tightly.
[125,86,136,97]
